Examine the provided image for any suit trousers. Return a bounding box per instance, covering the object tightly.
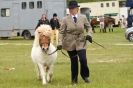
[67,49,89,82]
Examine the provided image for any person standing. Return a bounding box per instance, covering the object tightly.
[121,15,127,29]
[57,0,93,85]
[108,15,114,32]
[35,14,50,29]
[99,16,105,32]
[50,13,60,45]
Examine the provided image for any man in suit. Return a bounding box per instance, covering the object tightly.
[57,0,93,85]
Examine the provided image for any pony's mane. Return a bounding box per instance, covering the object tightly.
[33,25,52,46]
[36,25,52,36]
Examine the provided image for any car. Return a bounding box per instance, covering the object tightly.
[125,27,133,41]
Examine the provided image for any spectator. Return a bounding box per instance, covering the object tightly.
[36,14,50,29]
[99,16,105,32]
[50,13,60,45]
[121,15,127,29]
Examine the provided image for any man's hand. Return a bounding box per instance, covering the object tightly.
[57,45,62,50]
[86,35,92,43]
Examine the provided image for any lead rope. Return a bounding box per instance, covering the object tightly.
[47,48,58,55]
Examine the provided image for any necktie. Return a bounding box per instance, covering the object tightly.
[73,16,77,23]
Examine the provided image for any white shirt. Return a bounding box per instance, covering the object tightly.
[71,14,78,21]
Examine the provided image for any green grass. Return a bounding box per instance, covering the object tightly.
[0,27,133,88]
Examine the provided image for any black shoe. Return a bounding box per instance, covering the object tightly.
[84,78,91,83]
[72,80,78,85]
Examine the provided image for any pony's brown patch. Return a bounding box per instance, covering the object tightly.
[39,33,51,52]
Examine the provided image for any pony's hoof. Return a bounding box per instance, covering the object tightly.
[38,78,42,81]
[47,79,52,83]
[37,76,42,81]
[42,80,47,85]
[42,82,47,85]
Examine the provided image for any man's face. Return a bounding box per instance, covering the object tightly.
[53,16,57,19]
[42,15,46,19]
[69,7,79,15]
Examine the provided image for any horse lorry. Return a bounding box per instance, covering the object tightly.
[0,0,66,39]
[125,0,133,41]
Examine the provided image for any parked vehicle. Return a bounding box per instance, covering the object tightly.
[125,27,133,41]
[126,0,133,28]
[125,0,133,41]
[80,7,91,21]
[0,0,66,39]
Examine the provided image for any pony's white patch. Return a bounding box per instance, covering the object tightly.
[31,24,57,85]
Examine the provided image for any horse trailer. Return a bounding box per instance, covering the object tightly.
[0,0,66,39]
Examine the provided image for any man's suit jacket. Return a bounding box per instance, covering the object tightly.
[59,14,92,51]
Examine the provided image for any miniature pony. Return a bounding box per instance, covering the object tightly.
[31,25,57,85]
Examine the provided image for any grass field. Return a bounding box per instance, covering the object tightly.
[0,27,133,88]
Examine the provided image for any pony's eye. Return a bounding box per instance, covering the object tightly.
[38,32,41,34]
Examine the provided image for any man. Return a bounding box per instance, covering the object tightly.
[50,13,60,45]
[108,15,114,32]
[121,15,127,29]
[99,16,105,32]
[57,0,93,85]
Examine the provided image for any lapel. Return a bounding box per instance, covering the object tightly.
[76,14,81,24]
[68,15,75,24]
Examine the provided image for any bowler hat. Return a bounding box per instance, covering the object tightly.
[68,0,80,9]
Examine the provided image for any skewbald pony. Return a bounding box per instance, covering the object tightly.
[31,24,57,85]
